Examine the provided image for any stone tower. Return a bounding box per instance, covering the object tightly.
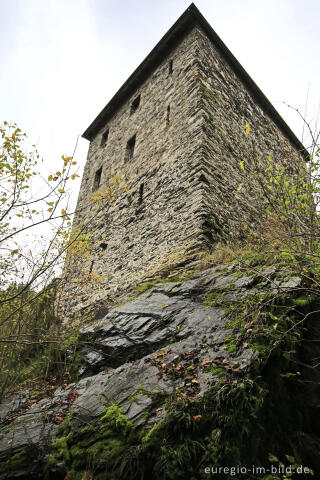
[61,3,307,323]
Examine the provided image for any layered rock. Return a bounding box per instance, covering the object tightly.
[2,265,319,479]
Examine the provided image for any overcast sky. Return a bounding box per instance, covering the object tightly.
[1,0,320,199]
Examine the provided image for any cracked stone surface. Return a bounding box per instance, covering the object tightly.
[0,265,302,479]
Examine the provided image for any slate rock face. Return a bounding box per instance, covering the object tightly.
[0,386,74,479]
[0,266,302,479]
[79,276,225,373]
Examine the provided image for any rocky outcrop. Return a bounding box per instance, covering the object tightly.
[1,264,319,479]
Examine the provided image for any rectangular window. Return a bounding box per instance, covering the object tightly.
[126,135,136,161]
[101,128,109,147]
[130,95,140,114]
[169,60,173,74]
[93,166,102,191]
[139,183,144,204]
[166,104,170,125]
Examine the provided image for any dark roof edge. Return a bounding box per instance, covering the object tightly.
[190,5,309,159]
[82,3,309,160]
[82,5,195,141]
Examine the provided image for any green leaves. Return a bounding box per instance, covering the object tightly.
[61,155,73,162]
[0,121,83,301]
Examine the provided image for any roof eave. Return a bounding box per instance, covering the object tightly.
[82,3,308,160]
[82,4,197,141]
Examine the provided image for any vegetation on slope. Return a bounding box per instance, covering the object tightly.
[1,119,320,478]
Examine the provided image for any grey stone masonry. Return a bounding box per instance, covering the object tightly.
[60,4,306,325]
[195,27,305,241]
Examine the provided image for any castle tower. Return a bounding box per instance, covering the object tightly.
[61,4,306,324]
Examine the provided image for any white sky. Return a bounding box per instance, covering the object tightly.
[1,0,320,201]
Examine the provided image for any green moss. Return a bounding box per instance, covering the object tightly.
[293,296,311,307]
[58,410,72,435]
[50,403,136,478]
[163,270,196,283]
[51,434,72,462]
[99,403,131,430]
[128,384,146,403]
[44,253,320,479]
[88,437,124,459]
[203,290,229,307]
[226,343,237,354]
[0,448,31,474]
[131,270,198,300]
[134,281,159,296]
[210,366,226,378]
[49,314,320,479]
[0,419,28,433]
[141,422,161,446]
[224,334,238,354]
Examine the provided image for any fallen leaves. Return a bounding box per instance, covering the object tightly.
[149,349,200,398]
[201,358,212,367]
[193,414,202,422]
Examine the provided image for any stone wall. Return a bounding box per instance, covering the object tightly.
[60,25,305,325]
[194,27,305,242]
[61,28,205,324]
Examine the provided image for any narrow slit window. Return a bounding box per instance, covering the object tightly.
[130,95,140,114]
[166,104,170,125]
[101,128,109,147]
[93,166,102,191]
[139,183,144,204]
[169,59,173,74]
[126,135,136,161]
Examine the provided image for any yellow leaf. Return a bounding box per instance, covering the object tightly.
[245,123,250,134]
[237,184,242,191]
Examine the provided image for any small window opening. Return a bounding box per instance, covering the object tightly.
[89,261,94,274]
[166,104,171,126]
[126,135,136,161]
[93,166,102,191]
[131,95,140,114]
[101,128,109,147]
[139,183,144,204]
[169,60,173,74]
